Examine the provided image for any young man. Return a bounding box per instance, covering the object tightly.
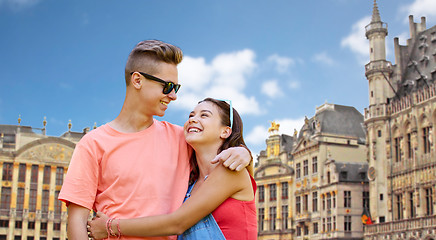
[58,40,251,240]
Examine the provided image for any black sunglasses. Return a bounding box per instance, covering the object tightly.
[131,72,181,94]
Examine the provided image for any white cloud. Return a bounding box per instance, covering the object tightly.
[245,125,269,146]
[0,0,40,9]
[176,49,261,115]
[341,16,371,64]
[261,80,283,98]
[400,0,436,21]
[396,32,409,45]
[245,117,305,146]
[267,54,295,73]
[313,51,336,66]
[289,81,300,90]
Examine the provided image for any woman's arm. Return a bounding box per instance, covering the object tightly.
[88,164,251,238]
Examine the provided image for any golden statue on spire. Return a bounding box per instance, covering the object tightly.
[268,121,280,133]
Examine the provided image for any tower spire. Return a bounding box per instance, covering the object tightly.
[371,0,381,23]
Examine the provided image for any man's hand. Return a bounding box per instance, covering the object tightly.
[211,146,252,171]
[88,211,110,239]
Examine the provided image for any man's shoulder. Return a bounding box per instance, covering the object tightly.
[76,124,110,145]
[154,119,183,132]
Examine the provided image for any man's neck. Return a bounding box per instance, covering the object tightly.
[109,101,154,133]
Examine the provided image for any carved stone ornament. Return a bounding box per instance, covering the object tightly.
[20,143,73,162]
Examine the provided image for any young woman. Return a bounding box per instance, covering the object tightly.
[88,98,257,239]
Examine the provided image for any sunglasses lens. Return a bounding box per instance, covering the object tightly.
[163,83,173,94]
[174,85,180,93]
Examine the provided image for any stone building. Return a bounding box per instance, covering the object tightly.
[363,1,436,239]
[0,119,88,240]
[255,102,369,240]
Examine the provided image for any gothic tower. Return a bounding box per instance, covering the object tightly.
[364,0,394,223]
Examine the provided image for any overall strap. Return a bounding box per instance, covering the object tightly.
[183,180,197,202]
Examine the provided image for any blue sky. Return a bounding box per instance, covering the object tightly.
[1,0,436,158]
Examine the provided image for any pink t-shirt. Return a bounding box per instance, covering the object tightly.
[59,119,191,240]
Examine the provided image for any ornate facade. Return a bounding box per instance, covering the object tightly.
[364,1,436,240]
[255,103,369,240]
[0,120,87,240]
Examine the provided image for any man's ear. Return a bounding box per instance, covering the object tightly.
[130,72,142,90]
[220,127,232,139]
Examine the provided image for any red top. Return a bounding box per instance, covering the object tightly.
[212,175,258,240]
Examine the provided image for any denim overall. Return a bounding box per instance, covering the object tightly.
[177,181,226,240]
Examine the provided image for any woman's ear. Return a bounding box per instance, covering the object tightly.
[220,126,232,139]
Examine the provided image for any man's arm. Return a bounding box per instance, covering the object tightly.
[67,203,91,240]
[211,145,252,172]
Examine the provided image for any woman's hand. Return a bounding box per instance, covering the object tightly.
[87,212,109,239]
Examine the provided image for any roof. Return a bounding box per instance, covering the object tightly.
[0,125,35,134]
[298,104,366,142]
[393,24,436,98]
[335,162,369,183]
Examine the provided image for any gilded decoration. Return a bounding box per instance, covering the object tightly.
[19,143,73,163]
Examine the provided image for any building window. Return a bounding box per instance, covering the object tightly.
[28,221,35,230]
[269,184,277,201]
[327,193,331,210]
[0,187,11,210]
[322,194,326,210]
[304,225,309,235]
[312,157,318,173]
[0,220,9,228]
[394,136,402,162]
[16,188,25,211]
[29,189,37,212]
[15,220,22,229]
[327,171,331,183]
[312,191,318,212]
[344,215,352,232]
[303,194,308,212]
[269,206,276,231]
[54,223,61,231]
[31,165,39,183]
[43,166,51,184]
[41,222,47,230]
[281,205,288,229]
[313,222,319,234]
[407,133,412,158]
[378,130,382,137]
[296,226,301,236]
[296,163,301,179]
[56,167,64,185]
[258,208,264,232]
[18,163,26,182]
[2,162,13,181]
[395,193,404,220]
[296,196,301,214]
[363,191,370,210]
[258,186,264,202]
[425,187,434,215]
[344,191,351,208]
[327,217,331,231]
[409,191,416,218]
[303,160,309,176]
[281,182,288,199]
[423,126,432,154]
[42,190,50,213]
[54,191,62,217]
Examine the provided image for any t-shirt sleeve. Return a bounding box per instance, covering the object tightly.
[58,138,99,210]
